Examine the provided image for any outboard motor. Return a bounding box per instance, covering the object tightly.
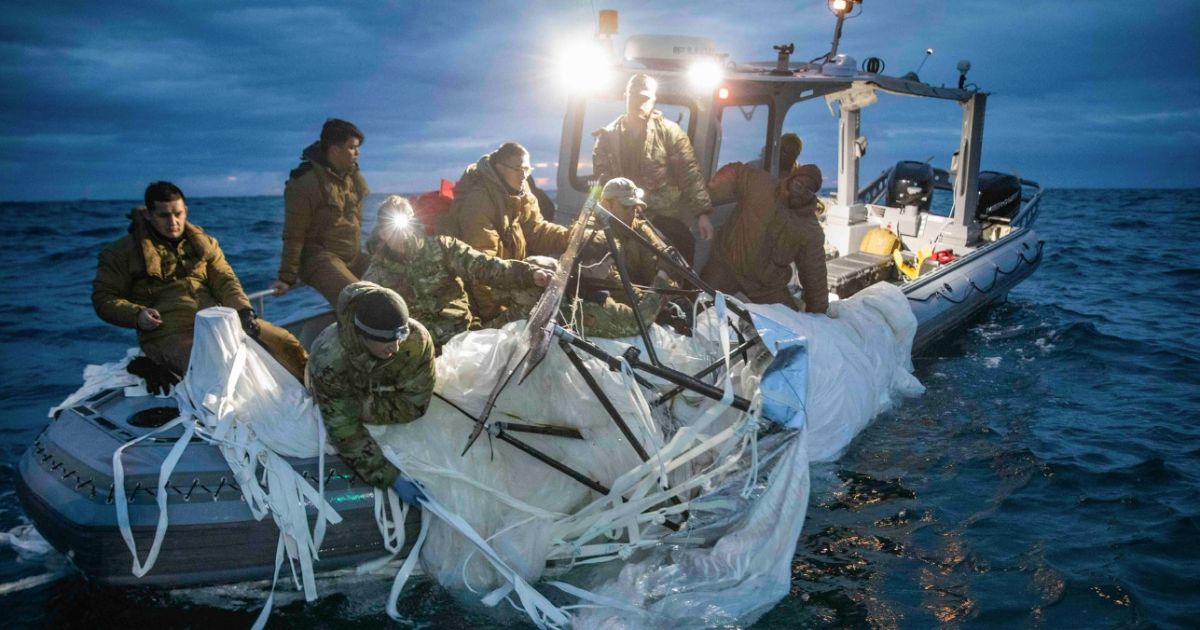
[886,161,934,211]
[975,171,1022,223]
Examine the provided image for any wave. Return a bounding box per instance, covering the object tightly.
[1105,218,1153,230]
[75,226,121,238]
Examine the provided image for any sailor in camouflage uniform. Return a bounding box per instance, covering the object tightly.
[363,196,552,351]
[592,74,715,265]
[515,256,670,339]
[307,282,435,495]
[596,177,679,290]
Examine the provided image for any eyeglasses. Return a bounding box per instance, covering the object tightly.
[500,162,533,177]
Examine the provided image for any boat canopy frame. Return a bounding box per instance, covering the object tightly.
[557,61,992,246]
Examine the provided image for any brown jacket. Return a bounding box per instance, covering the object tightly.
[592,111,713,224]
[702,162,828,313]
[93,215,253,366]
[437,155,570,321]
[279,142,370,284]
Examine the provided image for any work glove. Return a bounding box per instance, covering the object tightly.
[126,356,181,395]
[237,308,261,339]
[391,475,427,507]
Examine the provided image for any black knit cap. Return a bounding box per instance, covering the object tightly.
[354,291,410,342]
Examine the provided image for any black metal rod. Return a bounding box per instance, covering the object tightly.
[595,204,752,324]
[559,339,652,462]
[557,327,752,413]
[598,216,660,367]
[439,392,585,441]
[494,429,609,495]
[462,348,528,456]
[651,336,760,408]
[583,279,700,297]
[494,421,583,440]
[434,392,479,421]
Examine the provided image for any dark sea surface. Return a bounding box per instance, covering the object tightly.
[0,189,1197,628]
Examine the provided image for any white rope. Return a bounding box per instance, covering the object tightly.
[377,448,572,628]
[111,414,194,577]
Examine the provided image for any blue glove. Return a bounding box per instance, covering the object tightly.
[391,475,427,506]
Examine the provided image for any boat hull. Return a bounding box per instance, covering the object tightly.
[16,393,416,587]
[904,228,1044,353]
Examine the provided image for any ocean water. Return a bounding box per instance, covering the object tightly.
[0,189,1197,628]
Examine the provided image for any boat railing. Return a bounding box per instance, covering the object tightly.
[857,170,891,205]
[245,284,302,318]
[858,168,1043,230]
[1009,179,1043,229]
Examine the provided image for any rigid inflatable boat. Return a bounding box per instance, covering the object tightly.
[17,4,1044,626]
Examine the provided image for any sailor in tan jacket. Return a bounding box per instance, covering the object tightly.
[700,163,829,314]
[93,182,307,390]
[437,142,570,323]
[271,119,370,306]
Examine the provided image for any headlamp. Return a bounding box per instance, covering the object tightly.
[354,316,410,343]
[386,210,412,231]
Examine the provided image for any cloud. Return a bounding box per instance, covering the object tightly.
[1084,108,1200,126]
[1,0,1198,200]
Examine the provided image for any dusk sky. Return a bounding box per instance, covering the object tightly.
[1,0,1197,202]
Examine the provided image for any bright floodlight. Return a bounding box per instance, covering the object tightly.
[829,0,851,14]
[688,59,723,91]
[557,41,613,94]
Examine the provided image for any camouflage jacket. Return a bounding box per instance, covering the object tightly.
[307,282,436,488]
[437,155,570,321]
[92,215,251,369]
[595,210,676,289]
[592,111,714,224]
[363,232,539,349]
[279,142,370,284]
[567,291,665,339]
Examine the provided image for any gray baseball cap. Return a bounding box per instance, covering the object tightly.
[601,177,646,207]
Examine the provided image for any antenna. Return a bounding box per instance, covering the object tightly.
[902,48,933,82]
[915,48,933,74]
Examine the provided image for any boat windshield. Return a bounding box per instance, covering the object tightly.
[713,103,770,171]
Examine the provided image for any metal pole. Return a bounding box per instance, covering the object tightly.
[597,213,660,366]
[651,336,759,408]
[493,429,609,495]
[560,339,652,462]
[827,13,847,62]
[556,326,752,413]
[592,203,752,324]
